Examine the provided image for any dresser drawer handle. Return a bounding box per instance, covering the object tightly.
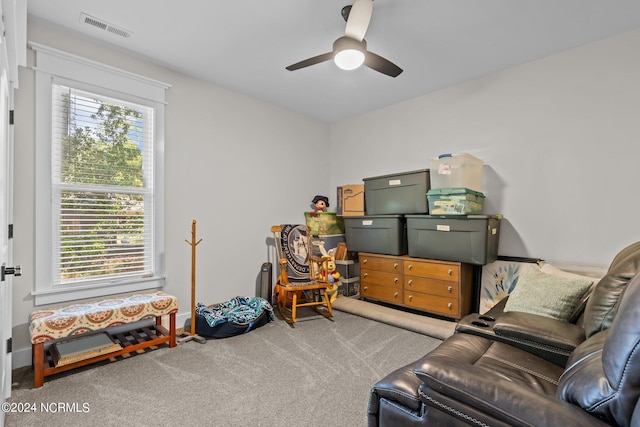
[408,295,413,301]
[407,279,413,286]
[394,277,399,284]
[363,286,368,291]
[394,292,399,298]
[448,286,453,293]
[363,259,368,264]
[393,263,399,269]
[363,273,368,278]
[408,264,413,270]
[448,269,453,276]
[448,303,453,309]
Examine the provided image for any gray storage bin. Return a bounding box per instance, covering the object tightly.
[364,169,430,215]
[406,215,501,265]
[344,215,407,256]
[308,234,345,258]
[335,259,359,278]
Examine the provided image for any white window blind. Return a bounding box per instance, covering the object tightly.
[33,43,169,305]
[51,84,155,286]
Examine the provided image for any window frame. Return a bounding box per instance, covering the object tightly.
[32,43,170,305]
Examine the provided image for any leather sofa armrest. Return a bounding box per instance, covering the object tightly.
[456,303,586,366]
[415,356,609,426]
[493,311,586,351]
[369,358,425,412]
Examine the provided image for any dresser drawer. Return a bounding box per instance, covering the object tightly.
[404,260,459,281]
[357,252,473,321]
[360,283,403,304]
[360,254,403,273]
[405,276,459,298]
[403,292,459,317]
[361,270,402,289]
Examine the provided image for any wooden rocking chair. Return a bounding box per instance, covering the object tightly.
[271,225,334,324]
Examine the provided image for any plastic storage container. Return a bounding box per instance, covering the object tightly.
[430,153,483,193]
[304,212,345,235]
[344,215,407,256]
[405,214,501,265]
[427,188,485,215]
[308,234,345,258]
[335,260,360,297]
[363,169,430,215]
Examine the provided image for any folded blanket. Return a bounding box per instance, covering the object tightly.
[195,297,274,327]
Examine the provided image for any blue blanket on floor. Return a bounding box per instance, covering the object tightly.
[195,297,274,327]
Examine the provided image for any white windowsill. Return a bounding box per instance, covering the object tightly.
[31,276,166,306]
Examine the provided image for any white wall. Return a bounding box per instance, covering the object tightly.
[11,20,329,365]
[329,28,640,268]
[11,20,640,367]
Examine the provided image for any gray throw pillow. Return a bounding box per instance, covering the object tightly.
[503,267,593,321]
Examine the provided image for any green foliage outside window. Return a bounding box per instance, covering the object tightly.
[58,96,148,281]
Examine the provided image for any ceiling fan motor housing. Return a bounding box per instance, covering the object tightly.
[333,36,366,53]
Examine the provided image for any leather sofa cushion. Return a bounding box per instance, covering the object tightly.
[557,271,640,426]
[412,334,602,425]
[556,331,609,407]
[583,241,640,338]
[583,271,629,338]
[414,334,564,396]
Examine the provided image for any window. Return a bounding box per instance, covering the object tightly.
[33,43,170,305]
[52,85,154,285]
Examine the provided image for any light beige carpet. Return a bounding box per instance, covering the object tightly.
[7,310,442,427]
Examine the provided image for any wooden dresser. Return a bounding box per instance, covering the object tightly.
[359,252,474,320]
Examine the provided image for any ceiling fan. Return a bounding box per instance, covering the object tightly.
[286,0,403,77]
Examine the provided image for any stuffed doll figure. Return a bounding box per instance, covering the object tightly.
[318,258,340,283]
[311,195,329,212]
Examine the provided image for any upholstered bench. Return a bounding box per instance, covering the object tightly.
[29,291,178,388]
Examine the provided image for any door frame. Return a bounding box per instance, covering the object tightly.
[0,47,12,425]
[0,1,26,422]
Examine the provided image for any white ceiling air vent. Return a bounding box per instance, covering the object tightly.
[80,13,132,38]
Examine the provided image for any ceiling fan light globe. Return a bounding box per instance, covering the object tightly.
[334,49,365,70]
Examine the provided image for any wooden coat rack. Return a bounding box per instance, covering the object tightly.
[178,219,206,344]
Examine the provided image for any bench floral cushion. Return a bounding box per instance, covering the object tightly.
[29,291,178,344]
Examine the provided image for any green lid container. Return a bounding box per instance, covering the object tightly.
[427,188,485,215]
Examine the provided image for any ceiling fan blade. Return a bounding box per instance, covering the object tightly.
[364,51,403,77]
[286,52,334,71]
[344,0,373,41]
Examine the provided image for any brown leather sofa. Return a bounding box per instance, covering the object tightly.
[368,241,640,426]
